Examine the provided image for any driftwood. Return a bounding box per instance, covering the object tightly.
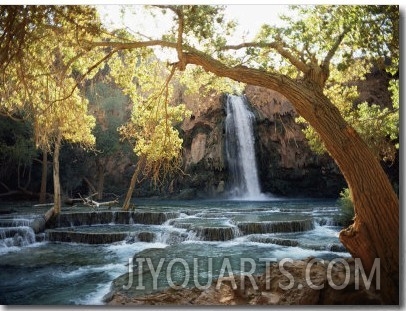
[33,194,119,209]
[78,193,119,208]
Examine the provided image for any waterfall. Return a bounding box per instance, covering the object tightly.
[225,95,265,199]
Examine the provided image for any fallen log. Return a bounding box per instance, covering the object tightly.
[30,207,55,234]
[79,193,119,208]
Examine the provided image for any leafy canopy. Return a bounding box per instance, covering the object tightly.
[264,5,400,161]
[0,6,103,152]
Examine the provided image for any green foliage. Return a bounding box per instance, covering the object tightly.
[336,188,355,227]
[108,43,190,184]
[0,116,37,168]
[296,57,398,161]
[155,5,235,52]
[298,72,399,161]
[280,5,398,70]
[349,101,398,162]
[0,5,101,152]
[281,6,399,162]
[295,117,326,155]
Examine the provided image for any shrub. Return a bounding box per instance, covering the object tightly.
[336,188,355,227]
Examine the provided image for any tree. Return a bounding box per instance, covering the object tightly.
[0,6,103,213]
[32,68,96,214]
[107,43,189,210]
[88,5,398,303]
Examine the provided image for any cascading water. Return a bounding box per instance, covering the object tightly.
[0,200,349,304]
[225,94,265,199]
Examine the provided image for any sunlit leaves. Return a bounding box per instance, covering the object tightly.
[32,73,96,152]
[151,5,235,54]
[350,102,398,161]
[311,75,399,163]
[274,6,400,162]
[298,74,399,161]
[108,41,190,183]
[295,117,326,155]
[0,6,104,154]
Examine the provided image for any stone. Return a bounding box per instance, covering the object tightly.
[190,133,207,163]
[216,180,225,193]
[107,257,383,306]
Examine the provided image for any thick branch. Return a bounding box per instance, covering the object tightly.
[223,41,309,74]
[83,176,97,194]
[182,50,287,93]
[154,5,185,69]
[176,8,185,69]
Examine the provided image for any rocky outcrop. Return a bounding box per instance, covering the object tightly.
[106,257,382,305]
[167,94,229,199]
[245,85,345,197]
[45,211,180,228]
[237,219,314,235]
[47,230,128,244]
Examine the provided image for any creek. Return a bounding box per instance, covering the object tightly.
[0,198,349,305]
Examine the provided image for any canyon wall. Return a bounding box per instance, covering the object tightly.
[169,87,345,199]
[246,86,345,197]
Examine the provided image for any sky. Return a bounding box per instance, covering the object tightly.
[96,4,292,61]
[96,4,291,42]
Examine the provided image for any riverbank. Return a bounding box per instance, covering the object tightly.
[105,257,382,305]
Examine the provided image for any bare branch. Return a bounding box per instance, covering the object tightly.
[0,110,24,122]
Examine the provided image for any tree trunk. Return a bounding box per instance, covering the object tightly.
[52,136,62,214]
[122,166,138,211]
[183,53,399,304]
[123,156,145,211]
[39,150,48,204]
[96,161,105,201]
